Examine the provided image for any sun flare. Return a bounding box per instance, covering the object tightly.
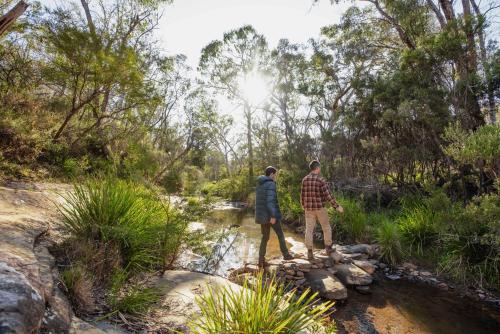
[237,72,270,106]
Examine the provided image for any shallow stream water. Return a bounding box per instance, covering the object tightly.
[184,207,500,334]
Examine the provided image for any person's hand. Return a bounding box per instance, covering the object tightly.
[270,217,277,224]
[336,205,344,214]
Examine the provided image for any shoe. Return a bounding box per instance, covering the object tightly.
[325,245,335,255]
[307,249,314,260]
[283,253,294,261]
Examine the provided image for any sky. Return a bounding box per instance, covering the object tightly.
[157,0,350,68]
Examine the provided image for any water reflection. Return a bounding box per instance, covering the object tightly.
[184,208,302,276]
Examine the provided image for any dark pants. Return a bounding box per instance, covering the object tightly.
[259,221,289,259]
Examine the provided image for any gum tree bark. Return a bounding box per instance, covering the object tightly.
[0,1,28,36]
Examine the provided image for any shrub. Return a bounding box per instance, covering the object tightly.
[60,265,95,312]
[439,193,500,289]
[200,173,252,201]
[331,197,368,242]
[397,200,439,256]
[375,220,403,265]
[189,273,335,334]
[58,177,191,315]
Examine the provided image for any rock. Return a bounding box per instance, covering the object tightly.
[355,286,371,294]
[295,271,304,277]
[316,262,324,269]
[0,262,45,333]
[330,251,342,264]
[353,260,376,275]
[155,270,247,330]
[437,282,448,291]
[295,278,307,286]
[333,263,373,286]
[290,258,312,270]
[420,271,432,277]
[402,262,417,271]
[368,259,379,266]
[266,265,279,276]
[343,252,364,260]
[342,244,374,256]
[386,274,401,280]
[285,269,295,276]
[379,262,387,269]
[304,269,347,300]
[285,275,295,280]
[245,264,260,273]
[326,268,337,275]
[267,259,283,266]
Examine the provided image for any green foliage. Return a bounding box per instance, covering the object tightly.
[375,220,403,265]
[60,265,95,312]
[109,286,161,315]
[201,173,252,201]
[189,273,335,334]
[397,203,439,257]
[331,197,368,242]
[59,176,189,274]
[439,193,500,289]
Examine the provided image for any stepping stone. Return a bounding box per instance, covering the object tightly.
[353,260,376,275]
[290,258,312,270]
[333,263,373,286]
[343,253,363,260]
[267,259,283,266]
[342,244,375,256]
[304,269,347,300]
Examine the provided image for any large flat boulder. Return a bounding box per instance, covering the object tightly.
[304,269,347,300]
[149,270,246,333]
[333,263,373,286]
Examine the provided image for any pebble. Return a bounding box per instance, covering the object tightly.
[386,274,401,280]
[379,263,387,269]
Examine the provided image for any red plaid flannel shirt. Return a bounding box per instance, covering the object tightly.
[300,173,339,210]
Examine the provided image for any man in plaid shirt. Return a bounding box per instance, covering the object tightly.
[301,160,344,260]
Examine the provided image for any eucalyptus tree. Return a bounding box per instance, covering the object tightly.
[199,25,269,185]
[266,39,312,168]
[39,0,168,150]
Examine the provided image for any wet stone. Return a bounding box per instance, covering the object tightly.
[334,263,373,286]
[353,260,376,275]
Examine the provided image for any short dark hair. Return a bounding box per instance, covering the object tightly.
[265,166,277,176]
[309,160,321,171]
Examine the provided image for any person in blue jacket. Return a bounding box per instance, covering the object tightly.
[255,166,293,268]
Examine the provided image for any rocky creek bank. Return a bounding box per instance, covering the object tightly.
[228,244,379,301]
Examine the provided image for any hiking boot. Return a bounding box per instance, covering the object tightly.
[325,245,335,255]
[307,249,314,261]
[283,253,294,261]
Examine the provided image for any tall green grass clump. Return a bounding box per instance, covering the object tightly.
[439,193,500,289]
[331,197,368,242]
[58,177,189,313]
[189,273,336,334]
[397,197,439,257]
[375,219,403,265]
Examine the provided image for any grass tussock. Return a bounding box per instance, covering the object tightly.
[189,273,336,334]
[375,219,403,265]
[57,176,190,315]
[60,265,95,312]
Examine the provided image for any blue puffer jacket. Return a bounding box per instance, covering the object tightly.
[255,175,282,224]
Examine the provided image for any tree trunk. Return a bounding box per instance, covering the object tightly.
[0,1,28,36]
[245,102,254,186]
[471,0,497,124]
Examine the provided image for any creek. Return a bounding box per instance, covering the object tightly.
[181,206,500,334]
